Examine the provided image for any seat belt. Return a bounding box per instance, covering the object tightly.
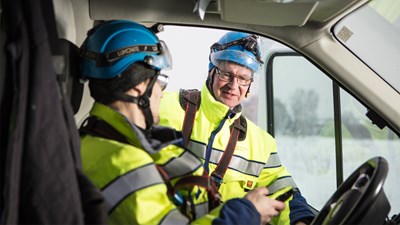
[179,89,246,188]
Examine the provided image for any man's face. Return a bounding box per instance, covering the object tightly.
[211,62,253,108]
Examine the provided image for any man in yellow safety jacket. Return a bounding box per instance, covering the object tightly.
[159,32,316,225]
[79,20,286,225]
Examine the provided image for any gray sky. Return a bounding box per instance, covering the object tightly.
[157,26,228,91]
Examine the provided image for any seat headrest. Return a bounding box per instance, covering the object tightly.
[53,39,83,114]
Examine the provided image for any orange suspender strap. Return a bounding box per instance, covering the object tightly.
[180,89,200,147]
[210,118,241,188]
[156,165,175,197]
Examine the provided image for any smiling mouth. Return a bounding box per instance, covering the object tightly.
[222,91,236,97]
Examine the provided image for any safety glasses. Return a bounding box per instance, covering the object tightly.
[215,67,253,86]
[156,74,169,91]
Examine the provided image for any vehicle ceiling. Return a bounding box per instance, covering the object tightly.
[69,0,368,48]
[90,0,364,26]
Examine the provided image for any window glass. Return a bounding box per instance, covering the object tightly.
[267,53,400,216]
[267,54,336,209]
[333,0,400,92]
[332,0,400,215]
[157,26,227,91]
[339,91,400,215]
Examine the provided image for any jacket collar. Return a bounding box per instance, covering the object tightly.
[89,102,182,154]
[200,84,242,125]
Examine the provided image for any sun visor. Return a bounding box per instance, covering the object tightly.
[219,0,318,26]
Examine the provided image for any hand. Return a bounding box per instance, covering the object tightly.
[244,187,286,225]
[295,222,308,225]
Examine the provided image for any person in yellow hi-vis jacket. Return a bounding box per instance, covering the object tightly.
[159,31,316,225]
[79,20,286,225]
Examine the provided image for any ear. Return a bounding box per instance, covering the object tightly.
[128,79,150,96]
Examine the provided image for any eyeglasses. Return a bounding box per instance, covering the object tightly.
[215,68,253,86]
[156,74,169,91]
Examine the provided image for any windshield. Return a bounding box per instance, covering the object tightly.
[333,0,400,93]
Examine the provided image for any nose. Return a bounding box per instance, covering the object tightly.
[227,76,240,89]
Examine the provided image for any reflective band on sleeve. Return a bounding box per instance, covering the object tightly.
[159,209,190,225]
[102,163,164,213]
[188,141,264,176]
[161,151,202,179]
[264,152,282,168]
[266,176,298,194]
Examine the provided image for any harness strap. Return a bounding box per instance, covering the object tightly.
[210,118,241,188]
[156,165,175,196]
[180,89,200,147]
[80,117,130,144]
[173,174,221,213]
[179,89,247,189]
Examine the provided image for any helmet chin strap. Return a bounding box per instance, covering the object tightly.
[116,76,158,131]
[245,83,251,98]
[206,67,216,98]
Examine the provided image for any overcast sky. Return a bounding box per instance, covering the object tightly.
[157,26,228,91]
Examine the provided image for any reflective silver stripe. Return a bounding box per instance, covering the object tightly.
[160,209,189,225]
[229,155,264,176]
[188,141,212,159]
[102,163,163,213]
[161,151,202,179]
[194,202,209,218]
[264,152,282,168]
[188,141,264,176]
[267,176,298,194]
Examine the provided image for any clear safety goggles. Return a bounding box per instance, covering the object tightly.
[211,50,261,72]
[143,40,172,70]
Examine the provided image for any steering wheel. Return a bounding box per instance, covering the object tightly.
[311,156,390,225]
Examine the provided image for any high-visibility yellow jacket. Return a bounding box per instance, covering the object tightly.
[81,102,262,225]
[159,84,315,225]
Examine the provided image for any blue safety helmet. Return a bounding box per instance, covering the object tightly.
[209,31,263,73]
[80,20,172,79]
